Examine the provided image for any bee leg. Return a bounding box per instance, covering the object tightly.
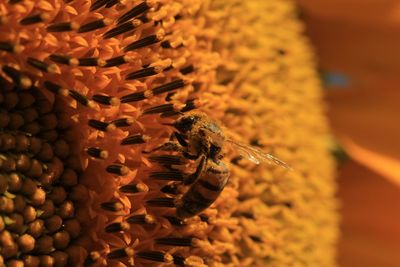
[183,155,206,185]
[173,132,188,147]
[143,141,183,154]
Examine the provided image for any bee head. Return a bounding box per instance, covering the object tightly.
[174,115,201,133]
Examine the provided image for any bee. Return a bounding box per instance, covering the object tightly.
[151,113,291,218]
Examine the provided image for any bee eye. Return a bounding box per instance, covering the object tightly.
[209,144,221,158]
[174,115,199,132]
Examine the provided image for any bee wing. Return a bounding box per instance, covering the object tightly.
[226,139,292,170]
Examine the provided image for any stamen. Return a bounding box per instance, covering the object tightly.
[120,134,148,145]
[105,222,130,232]
[105,0,119,8]
[68,90,94,107]
[2,66,32,89]
[152,79,186,95]
[27,57,56,73]
[119,182,148,193]
[112,117,135,127]
[20,13,49,25]
[90,0,111,11]
[0,41,23,53]
[180,65,194,74]
[49,54,79,66]
[146,197,175,207]
[104,55,133,67]
[142,103,175,115]
[107,247,134,259]
[126,214,155,224]
[78,57,106,67]
[160,184,180,195]
[155,237,194,247]
[86,147,109,159]
[163,216,185,226]
[135,251,173,263]
[120,91,146,103]
[78,18,112,33]
[92,94,120,106]
[117,1,151,25]
[125,67,157,80]
[123,30,164,52]
[106,164,129,175]
[120,80,186,103]
[100,201,124,212]
[103,19,142,39]
[149,171,184,181]
[43,81,68,96]
[47,22,80,32]
[88,119,116,132]
[148,155,186,165]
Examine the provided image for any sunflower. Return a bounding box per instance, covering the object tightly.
[1,0,338,266]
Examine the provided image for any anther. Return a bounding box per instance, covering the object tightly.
[86,147,109,159]
[121,134,149,145]
[92,94,120,106]
[90,0,111,11]
[135,251,174,263]
[106,164,129,175]
[155,237,194,247]
[112,117,135,127]
[148,155,186,165]
[146,197,175,208]
[160,184,180,195]
[149,171,184,181]
[43,81,69,96]
[78,18,111,33]
[49,54,79,66]
[20,13,50,25]
[104,55,133,67]
[119,182,148,193]
[107,247,134,259]
[126,214,155,224]
[88,119,116,132]
[105,221,130,233]
[78,57,106,67]
[164,216,185,226]
[100,201,124,212]
[180,65,194,75]
[105,0,119,8]
[103,19,142,39]
[120,91,146,103]
[117,1,151,24]
[69,90,94,107]
[142,103,177,115]
[0,41,23,53]
[152,79,186,95]
[125,66,157,80]
[2,66,32,89]
[46,21,80,32]
[27,57,57,73]
[123,30,164,52]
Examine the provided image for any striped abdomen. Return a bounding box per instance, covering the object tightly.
[176,160,229,218]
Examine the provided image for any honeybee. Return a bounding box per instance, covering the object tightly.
[152,113,291,218]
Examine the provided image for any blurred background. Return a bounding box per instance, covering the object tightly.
[296,1,400,266]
